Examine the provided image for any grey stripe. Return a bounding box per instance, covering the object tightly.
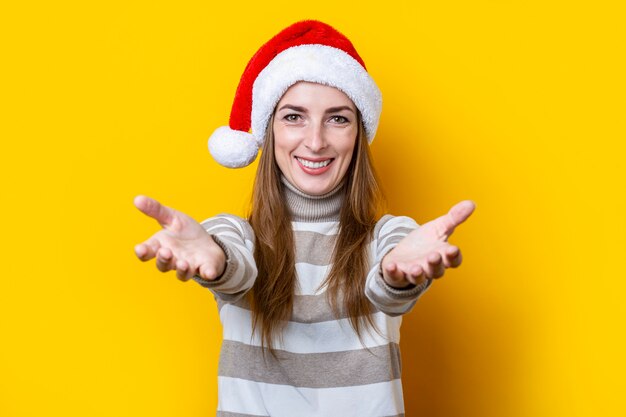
[220,293,380,323]
[294,230,336,265]
[292,293,383,323]
[292,293,345,323]
[218,340,402,388]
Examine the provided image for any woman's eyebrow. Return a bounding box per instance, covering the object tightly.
[277,104,355,113]
[278,104,306,112]
[325,106,355,114]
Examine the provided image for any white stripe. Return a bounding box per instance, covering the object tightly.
[217,376,405,417]
[201,215,256,252]
[378,242,399,260]
[378,216,418,237]
[380,231,409,243]
[291,221,339,234]
[217,376,269,416]
[201,215,244,234]
[375,216,418,262]
[378,232,408,254]
[295,263,329,295]
[220,305,401,354]
[232,241,256,270]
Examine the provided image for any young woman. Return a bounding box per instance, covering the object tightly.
[134,20,475,417]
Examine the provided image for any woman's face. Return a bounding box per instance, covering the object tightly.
[272,81,358,196]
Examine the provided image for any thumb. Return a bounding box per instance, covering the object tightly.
[431,200,476,240]
[134,195,175,228]
[449,200,476,226]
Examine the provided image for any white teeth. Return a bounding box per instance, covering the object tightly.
[297,157,332,169]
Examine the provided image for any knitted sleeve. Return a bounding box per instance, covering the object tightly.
[364,214,433,316]
[190,213,257,303]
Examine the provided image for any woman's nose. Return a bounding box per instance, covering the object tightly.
[304,124,327,152]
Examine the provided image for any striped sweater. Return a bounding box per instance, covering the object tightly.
[192,178,433,417]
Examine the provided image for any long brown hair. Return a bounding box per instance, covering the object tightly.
[247,109,385,353]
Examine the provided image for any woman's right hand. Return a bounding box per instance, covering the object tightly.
[133,195,226,282]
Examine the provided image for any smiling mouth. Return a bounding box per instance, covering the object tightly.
[295,157,334,169]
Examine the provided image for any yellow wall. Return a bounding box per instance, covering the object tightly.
[2,1,624,416]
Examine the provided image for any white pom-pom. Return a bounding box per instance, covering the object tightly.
[207,126,259,168]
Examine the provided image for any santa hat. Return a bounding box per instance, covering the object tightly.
[208,19,382,168]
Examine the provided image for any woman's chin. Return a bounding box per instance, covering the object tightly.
[292,177,338,196]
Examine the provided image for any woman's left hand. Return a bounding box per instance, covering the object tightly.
[381,200,476,288]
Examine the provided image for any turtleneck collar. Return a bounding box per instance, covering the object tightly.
[280,175,346,222]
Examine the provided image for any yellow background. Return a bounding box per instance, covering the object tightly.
[2,1,624,416]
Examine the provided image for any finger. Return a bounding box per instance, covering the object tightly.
[430,200,477,240]
[450,250,463,268]
[409,264,423,276]
[383,262,404,281]
[156,247,175,272]
[134,238,161,261]
[198,264,222,281]
[406,264,424,285]
[134,195,176,228]
[175,259,193,282]
[442,245,462,268]
[384,262,418,287]
[135,243,150,261]
[426,252,445,279]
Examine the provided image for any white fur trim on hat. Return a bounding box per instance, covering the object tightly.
[208,126,259,168]
[251,44,382,146]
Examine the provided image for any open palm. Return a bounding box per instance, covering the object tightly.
[382,200,476,288]
[133,195,226,282]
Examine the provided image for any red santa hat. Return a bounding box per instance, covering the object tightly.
[208,19,382,168]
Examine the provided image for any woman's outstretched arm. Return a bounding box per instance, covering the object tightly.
[365,200,475,316]
[381,200,476,288]
[190,213,258,302]
[133,196,257,302]
[133,195,227,281]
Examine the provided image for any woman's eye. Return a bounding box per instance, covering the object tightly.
[331,116,349,124]
[285,114,301,122]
